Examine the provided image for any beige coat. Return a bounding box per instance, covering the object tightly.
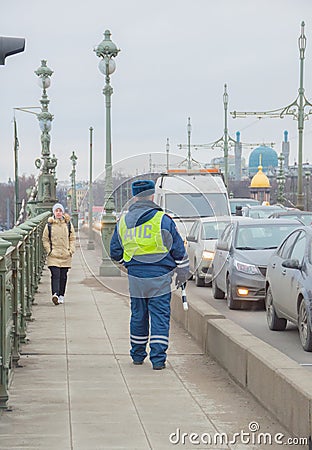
[42,214,76,267]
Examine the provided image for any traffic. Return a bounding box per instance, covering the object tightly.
[152,170,312,360]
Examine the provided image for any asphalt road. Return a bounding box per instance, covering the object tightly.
[187,280,312,369]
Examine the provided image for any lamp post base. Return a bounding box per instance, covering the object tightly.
[296,193,305,211]
[72,212,79,231]
[99,258,121,277]
[99,212,120,277]
[87,240,95,250]
[87,228,95,250]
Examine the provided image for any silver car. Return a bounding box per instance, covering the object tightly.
[242,205,285,218]
[186,216,250,286]
[211,219,300,309]
[265,226,312,351]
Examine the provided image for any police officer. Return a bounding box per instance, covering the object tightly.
[110,179,190,370]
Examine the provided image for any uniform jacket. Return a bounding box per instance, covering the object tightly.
[110,199,189,278]
[42,214,76,268]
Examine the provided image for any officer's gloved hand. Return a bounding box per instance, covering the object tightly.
[175,270,192,289]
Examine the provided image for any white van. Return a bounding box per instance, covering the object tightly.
[154,169,230,238]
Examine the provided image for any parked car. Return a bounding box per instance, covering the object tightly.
[268,210,312,226]
[211,219,300,309]
[242,204,285,219]
[186,216,251,286]
[265,226,312,351]
[229,198,260,215]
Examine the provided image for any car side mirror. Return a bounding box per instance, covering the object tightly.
[282,258,301,270]
[186,235,196,242]
[235,206,243,216]
[216,240,230,251]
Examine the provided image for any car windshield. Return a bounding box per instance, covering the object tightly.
[248,207,283,219]
[202,220,231,240]
[281,214,312,226]
[235,224,299,250]
[229,199,259,215]
[165,193,229,218]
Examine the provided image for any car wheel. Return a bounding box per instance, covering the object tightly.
[195,267,205,287]
[298,300,312,352]
[212,276,225,299]
[265,286,287,331]
[226,278,240,310]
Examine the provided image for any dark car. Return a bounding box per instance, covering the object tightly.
[211,219,300,310]
[265,226,312,351]
[268,210,312,226]
[229,198,260,216]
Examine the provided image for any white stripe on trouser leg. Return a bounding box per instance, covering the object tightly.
[130,335,149,345]
[150,335,168,346]
[130,334,149,340]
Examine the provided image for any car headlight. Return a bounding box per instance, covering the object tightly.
[234,259,259,275]
[202,250,215,260]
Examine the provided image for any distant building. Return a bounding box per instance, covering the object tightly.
[249,145,278,176]
[210,155,246,179]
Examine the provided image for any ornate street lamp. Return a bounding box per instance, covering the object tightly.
[231,22,312,210]
[94,30,120,276]
[70,151,78,231]
[35,61,57,207]
[178,117,201,169]
[19,60,57,218]
[87,127,95,250]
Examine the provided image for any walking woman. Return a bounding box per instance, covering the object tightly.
[42,203,76,305]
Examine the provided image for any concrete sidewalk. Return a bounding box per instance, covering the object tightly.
[0,234,304,449]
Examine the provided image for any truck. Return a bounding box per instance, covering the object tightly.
[154,169,230,239]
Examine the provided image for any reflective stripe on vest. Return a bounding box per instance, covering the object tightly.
[118,211,168,262]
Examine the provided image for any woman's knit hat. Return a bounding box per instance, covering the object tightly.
[52,203,65,214]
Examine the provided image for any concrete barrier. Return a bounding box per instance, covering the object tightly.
[171,289,312,443]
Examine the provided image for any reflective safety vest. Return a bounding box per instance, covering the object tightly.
[118,211,168,262]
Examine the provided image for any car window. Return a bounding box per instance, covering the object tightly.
[278,231,301,259]
[193,222,200,240]
[189,222,197,236]
[189,221,199,238]
[275,214,310,225]
[289,232,306,263]
[229,199,260,214]
[220,224,233,244]
[308,238,312,264]
[202,221,230,240]
[166,193,229,218]
[235,224,299,250]
[299,214,312,226]
[249,207,283,219]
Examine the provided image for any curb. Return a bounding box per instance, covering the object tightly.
[171,289,312,442]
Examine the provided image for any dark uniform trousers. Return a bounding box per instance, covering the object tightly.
[128,272,172,367]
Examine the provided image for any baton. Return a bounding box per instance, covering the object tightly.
[181,282,188,311]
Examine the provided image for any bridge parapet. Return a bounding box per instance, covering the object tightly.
[0,212,50,408]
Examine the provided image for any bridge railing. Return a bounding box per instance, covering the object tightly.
[0,211,50,408]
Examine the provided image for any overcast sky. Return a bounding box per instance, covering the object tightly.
[1,0,312,183]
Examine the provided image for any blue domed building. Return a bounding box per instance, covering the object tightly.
[249,145,278,176]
